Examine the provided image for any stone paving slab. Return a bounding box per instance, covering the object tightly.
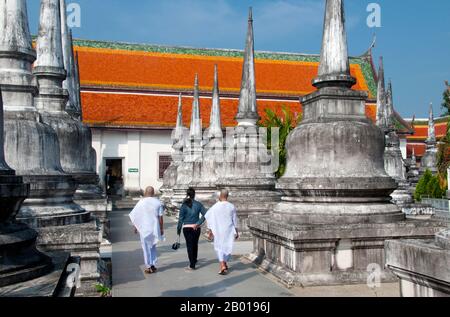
[110,209,400,297]
[110,209,293,297]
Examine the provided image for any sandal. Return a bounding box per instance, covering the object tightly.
[218,268,228,275]
[144,268,154,274]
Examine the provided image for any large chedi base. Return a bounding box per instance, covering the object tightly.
[35,220,102,297]
[0,174,52,287]
[385,229,450,297]
[16,175,102,297]
[0,175,78,297]
[248,214,446,287]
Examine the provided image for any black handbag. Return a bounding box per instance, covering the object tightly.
[172,235,181,250]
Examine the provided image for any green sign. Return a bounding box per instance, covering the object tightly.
[128,168,139,173]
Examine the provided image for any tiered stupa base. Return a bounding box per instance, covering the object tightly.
[0,174,77,297]
[386,229,450,297]
[248,213,446,287]
[16,174,102,297]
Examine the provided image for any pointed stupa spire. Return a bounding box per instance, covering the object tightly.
[60,0,78,115]
[190,74,202,139]
[0,0,34,57]
[74,51,82,119]
[35,0,65,70]
[207,65,223,138]
[428,102,436,143]
[0,0,37,111]
[0,88,13,173]
[313,0,355,88]
[385,79,395,129]
[376,56,387,130]
[235,7,259,126]
[34,0,68,112]
[173,93,185,142]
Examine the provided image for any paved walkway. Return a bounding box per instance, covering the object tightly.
[110,208,399,297]
[110,209,293,297]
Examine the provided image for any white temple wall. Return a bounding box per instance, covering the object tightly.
[400,137,407,159]
[91,128,172,195]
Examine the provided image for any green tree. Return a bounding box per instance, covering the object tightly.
[414,169,432,201]
[437,117,450,190]
[426,177,443,199]
[415,169,446,201]
[259,106,302,178]
[442,82,450,115]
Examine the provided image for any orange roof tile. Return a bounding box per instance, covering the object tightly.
[82,92,377,128]
[74,39,379,128]
[75,47,370,97]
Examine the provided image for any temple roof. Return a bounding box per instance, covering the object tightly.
[71,38,380,128]
[406,116,449,158]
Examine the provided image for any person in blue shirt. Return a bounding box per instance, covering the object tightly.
[177,187,207,270]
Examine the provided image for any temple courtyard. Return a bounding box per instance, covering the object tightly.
[109,208,399,297]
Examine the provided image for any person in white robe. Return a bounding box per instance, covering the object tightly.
[129,186,164,274]
[205,189,239,275]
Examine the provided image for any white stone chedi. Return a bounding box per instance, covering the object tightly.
[248,0,445,286]
[420,103,438,175]
[0,0,101,296]
[375,57,413,209]
[216,8,280,236]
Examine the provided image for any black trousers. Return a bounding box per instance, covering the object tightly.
[183,227,201,269]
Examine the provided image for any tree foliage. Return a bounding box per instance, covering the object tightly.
[437,117,450,190]
[414,169,445,201]
[442,83,450,115]
[259,106,302,178]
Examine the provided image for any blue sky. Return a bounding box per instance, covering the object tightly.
[27,0,450,118]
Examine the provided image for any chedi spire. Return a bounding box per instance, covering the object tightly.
[60,0,78,117]
[173,93,185,142]
[313,0,355,88]
[376,56,387,130]
[190,74,202,139]
[34,0,68,112]
[428,102,436,143]
[235,7,259,126]
[206,65,223,139]
[0,0,37,111]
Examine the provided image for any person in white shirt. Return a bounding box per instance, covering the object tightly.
[205,189,239,275]
[129,186,164,274]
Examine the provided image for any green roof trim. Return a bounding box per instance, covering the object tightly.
[73,38,377,97]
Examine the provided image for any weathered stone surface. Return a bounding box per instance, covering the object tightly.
[160,94,185,210]
[0,0,37,112]
[385,228,450,297]
[235,8,259,125]
[376,68,413,210]
[0,0,102,296]
[1,82,67,294]
[189,65,224,207]
[249,215,446,286]
[0,253,80,297]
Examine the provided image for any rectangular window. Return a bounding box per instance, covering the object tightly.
[158,155,172,180]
